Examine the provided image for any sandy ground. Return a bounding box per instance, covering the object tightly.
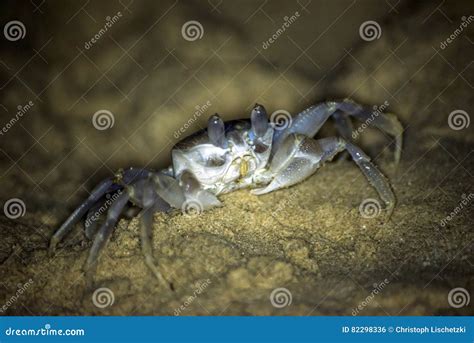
[1,147,473,316]
[0,0,473,315]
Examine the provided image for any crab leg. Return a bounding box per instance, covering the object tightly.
[139,206,171,289]
[49,178,113,255]
[208,114,228,148]
[332,110,354,142]
[84,200,106,240]
[84,192,130,284]
[253,134,395,216]
[273,99,403,163]
[344,139,395,216]
[251,104,269,138]
[179,170,221,211]
[49,168,152,255]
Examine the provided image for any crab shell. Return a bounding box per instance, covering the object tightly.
[171,120,274,195]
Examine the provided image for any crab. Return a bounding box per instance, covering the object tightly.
[49,99,403,288]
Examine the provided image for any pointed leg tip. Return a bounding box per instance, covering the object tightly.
[154,270,174,291]
[48,237,59,257]
[250,187,271,195]
[84,269,96,290]
[84,257,99,284]
[144,257,174,290]
[385,204,395,220]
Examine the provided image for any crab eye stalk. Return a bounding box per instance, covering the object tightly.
[208,114,227,148]
[251,103,268,137]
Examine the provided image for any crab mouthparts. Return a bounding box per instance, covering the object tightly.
[239,159,249,178]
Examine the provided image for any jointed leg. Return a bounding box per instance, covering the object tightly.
[84,192,130,285]
[335,99,403,164]
[274,99,403,163]
[342,139,395,216]
[332,110,354,142]
[50,178,113,255]
[254,134,395,216]
[124,176,175,287]
[84,200,106,240]
[50,168,152,255]
[139,206,171,289]
[114,167,152,186]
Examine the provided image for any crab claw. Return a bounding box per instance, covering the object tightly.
[251,103,268,138]
[208,114,227,148]
[152,172,186,209]
[179,170,222,211]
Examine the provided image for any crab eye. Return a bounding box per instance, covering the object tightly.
[208,114,228,148]
[251,103,268,137]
